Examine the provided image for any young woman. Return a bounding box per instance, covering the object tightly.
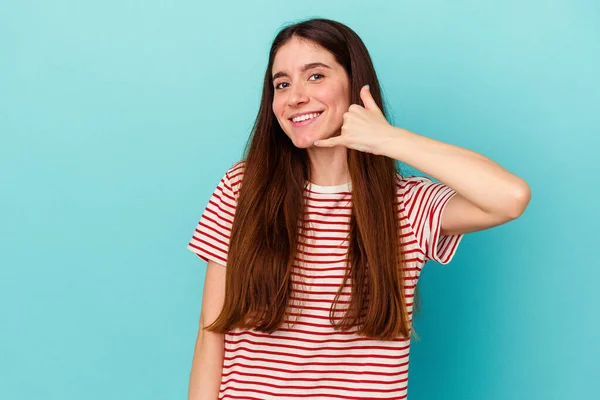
[187,18,531,400]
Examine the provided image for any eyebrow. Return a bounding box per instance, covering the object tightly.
[272,62,332,81]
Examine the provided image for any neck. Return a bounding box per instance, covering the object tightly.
[306,145,349,186]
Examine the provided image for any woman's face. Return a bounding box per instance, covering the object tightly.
[271,37,351,149]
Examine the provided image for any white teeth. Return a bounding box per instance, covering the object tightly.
[292,112,321,123]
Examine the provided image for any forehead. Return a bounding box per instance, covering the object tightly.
[272,37,338,73]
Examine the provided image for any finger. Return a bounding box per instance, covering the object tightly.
[360,85,379,111]
[314,135,343,148]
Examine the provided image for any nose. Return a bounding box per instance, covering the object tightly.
[287,83,309,107]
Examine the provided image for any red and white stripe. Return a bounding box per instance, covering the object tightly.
[188,161,464,399]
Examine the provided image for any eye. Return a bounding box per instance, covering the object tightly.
[274,73,324,90]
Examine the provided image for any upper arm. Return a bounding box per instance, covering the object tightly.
[399,175,464,264]
[190,260,226,398]
[440,193,517,236]
[200,260,227,332]
[188,162,243,265]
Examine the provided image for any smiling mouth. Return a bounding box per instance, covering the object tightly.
[290,112,323,128]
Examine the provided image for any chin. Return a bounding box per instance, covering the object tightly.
[290,137,315,149]
[285,130,317,149]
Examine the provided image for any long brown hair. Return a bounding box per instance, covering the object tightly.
[204,18,419,340]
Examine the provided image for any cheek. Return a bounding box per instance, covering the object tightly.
[319,85,349,113]
[274,100,291,128]
[272,98,290,132]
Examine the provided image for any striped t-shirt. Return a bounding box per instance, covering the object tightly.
[187,160,464,400]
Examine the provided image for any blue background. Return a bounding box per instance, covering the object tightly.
[1,1,598,399]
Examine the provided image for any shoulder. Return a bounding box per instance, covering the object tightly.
[395,172,434,184]
[394,173,455,219]
[394,173,436,199]
[222,160,246,199]
[225,160,245,180]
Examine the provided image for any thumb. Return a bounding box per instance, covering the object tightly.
[360,85,379,111]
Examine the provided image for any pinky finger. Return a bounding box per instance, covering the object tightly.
[314,137,340,147]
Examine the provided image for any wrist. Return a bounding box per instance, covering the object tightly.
[375,125,411,157]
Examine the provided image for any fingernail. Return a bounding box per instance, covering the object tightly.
[313,141,319,146]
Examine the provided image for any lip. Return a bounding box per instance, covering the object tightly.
[290,111,323,128]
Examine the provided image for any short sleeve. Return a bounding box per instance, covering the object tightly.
[187,162,243,266]
[398,175,464,265]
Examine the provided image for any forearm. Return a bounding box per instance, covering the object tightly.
[188,329,225,400]
[378,126,530,218]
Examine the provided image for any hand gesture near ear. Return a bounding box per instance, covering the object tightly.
[313,85,395,155]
